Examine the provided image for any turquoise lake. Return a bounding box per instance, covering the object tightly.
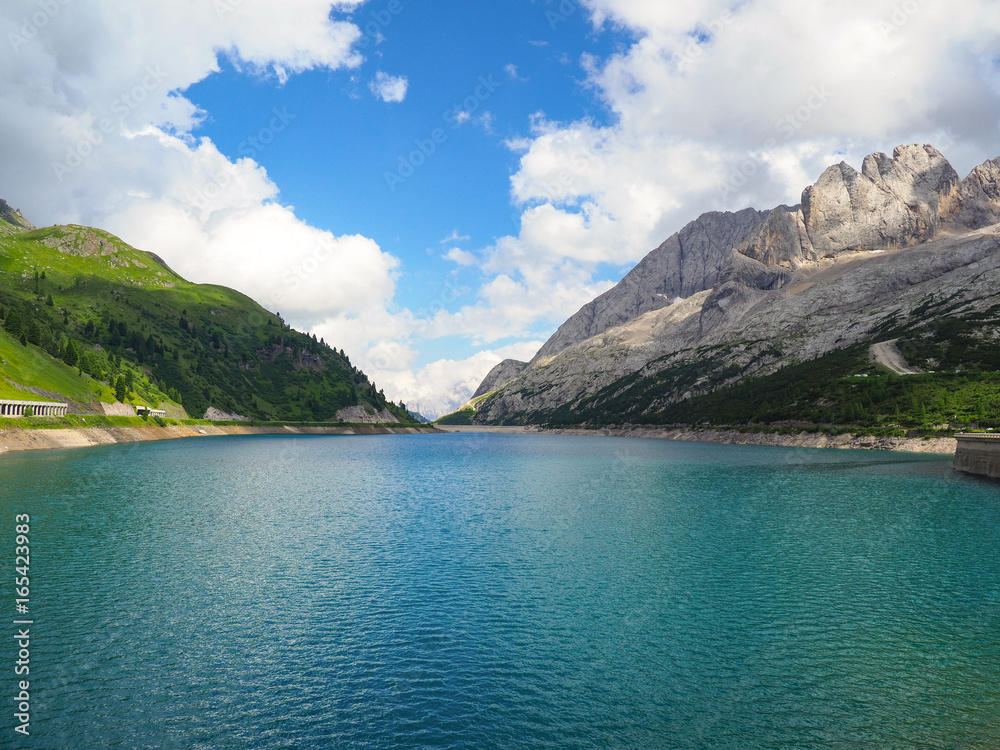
[1,433,999,748]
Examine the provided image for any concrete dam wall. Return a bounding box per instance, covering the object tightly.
[953,433,1000,480]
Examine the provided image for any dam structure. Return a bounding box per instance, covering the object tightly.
[954,433,1000,480]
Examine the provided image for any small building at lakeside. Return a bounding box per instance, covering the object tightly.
[136,406,167,418]
[0,399,69,417]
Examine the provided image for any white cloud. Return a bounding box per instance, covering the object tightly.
[348,341,547,419]
[443,248,477,266]
[439,229,471,244]
[504,63,526,81]
[369,71,409,102]
[0,2,402,325]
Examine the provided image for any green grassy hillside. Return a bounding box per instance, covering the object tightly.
[0,212,414,423]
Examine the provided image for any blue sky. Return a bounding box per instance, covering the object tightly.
[1,0,998,416]
[185,0,625,335]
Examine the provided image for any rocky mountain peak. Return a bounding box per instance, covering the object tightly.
[517,145,1000,371]
[954,156,1000,229]
[0,199,36,231]
[800,144,959,257]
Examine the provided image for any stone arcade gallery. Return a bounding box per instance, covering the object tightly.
[0,400,69,417]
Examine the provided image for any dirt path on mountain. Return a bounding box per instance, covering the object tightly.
[870,339,923,375]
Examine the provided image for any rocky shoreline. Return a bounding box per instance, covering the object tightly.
[436,425,957,455]
[0,423,440,455]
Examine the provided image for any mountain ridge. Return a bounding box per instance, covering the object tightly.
[466,145,1000,430]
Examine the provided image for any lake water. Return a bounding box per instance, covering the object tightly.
[1,433,999,748]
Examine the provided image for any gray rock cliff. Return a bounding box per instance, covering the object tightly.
[533,207,770,360]
[473,359,529,398]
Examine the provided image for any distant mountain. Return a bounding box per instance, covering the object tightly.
[464,145,1000,431]
[0,207,415,424]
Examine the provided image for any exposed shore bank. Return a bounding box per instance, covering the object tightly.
[437,425,957,455]
[0,422,957,457]
[0,423,440,455]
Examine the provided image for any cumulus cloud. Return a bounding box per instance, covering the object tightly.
[369,71,409,102]
[0,0,402,340]
[356,341,547,419]
[443,248,477,266]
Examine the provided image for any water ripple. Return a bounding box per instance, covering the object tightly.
[1,435,998,748]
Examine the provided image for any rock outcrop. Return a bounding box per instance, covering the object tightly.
[203,407,250,422]
[335,405,400,424]
[40,227,120,257]
[800,145,960,256]
[953,157,1000,229]
[93,401,138,417]
[0,200,35,231]
[472,359,529,398]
